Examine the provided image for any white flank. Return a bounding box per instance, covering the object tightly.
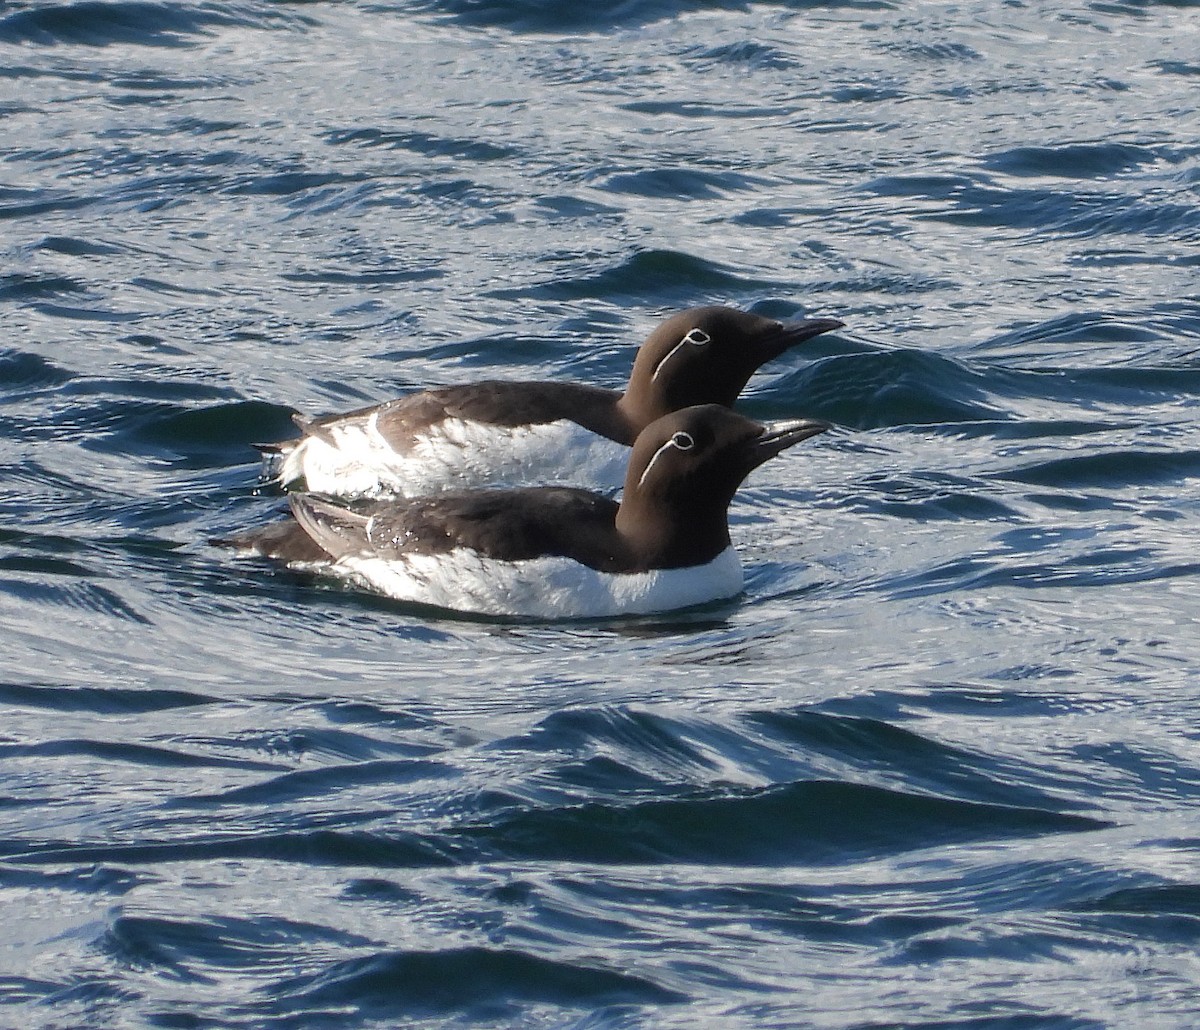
[313,546,744,619]
[281,417,628,498]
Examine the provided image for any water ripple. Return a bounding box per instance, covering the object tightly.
[0,1,310,48]
[492,248,784,303]
[256,946,685,1023]
[459,781,1106,866]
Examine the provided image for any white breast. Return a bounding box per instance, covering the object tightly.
[279,416,628,498]
[321,546,744,619]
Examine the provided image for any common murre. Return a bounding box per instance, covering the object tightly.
[227,404,831,619]
[257,306,842,498]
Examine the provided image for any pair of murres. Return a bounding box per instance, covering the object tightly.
[224,306,842,618]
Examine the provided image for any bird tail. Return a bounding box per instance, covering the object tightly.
[210,512,331,565]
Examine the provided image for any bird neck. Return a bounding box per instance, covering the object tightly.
[614,491,732,570]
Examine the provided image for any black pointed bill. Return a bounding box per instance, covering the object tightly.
[748,417,832,468]
[759,317,845,357]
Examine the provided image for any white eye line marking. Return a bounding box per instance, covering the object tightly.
[650,328,713,382]
[636,431,696,489]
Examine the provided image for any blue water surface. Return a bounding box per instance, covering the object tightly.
[3,0,1200,1026]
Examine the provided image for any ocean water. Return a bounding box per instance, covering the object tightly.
[3,0,1200,1026]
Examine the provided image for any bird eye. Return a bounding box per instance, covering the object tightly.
[671,431,695,450]
[682,328,711,347]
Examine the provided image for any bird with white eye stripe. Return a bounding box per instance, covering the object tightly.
[223,404,831,619]
[637,427,697,489]
[256,306,842,500]
[649,327,713,383]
